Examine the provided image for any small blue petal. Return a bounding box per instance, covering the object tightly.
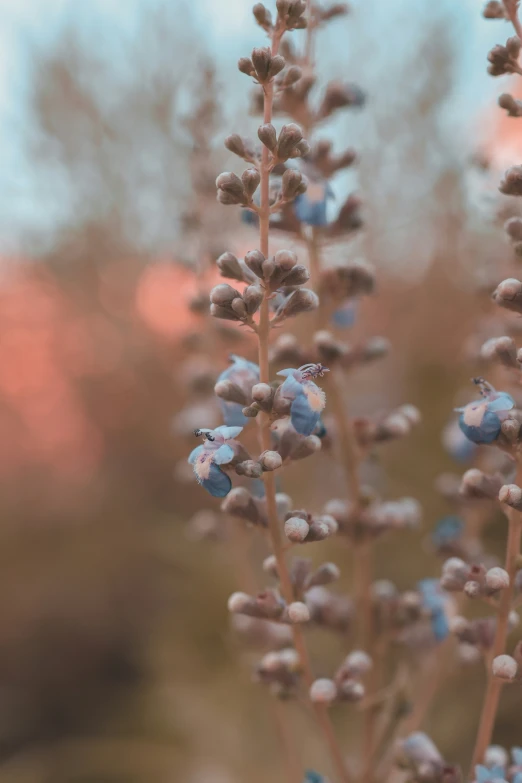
[200,463,232,497]
[332,300,357,328]
[290,391,321,436]
[431,608,449,641]
[459,410,502,444]
[487,392,515,413]
[219,399,247,426]
[512,748,522,766]
[512,773,522,783]
[250,478,265,498]
[304,772,324,783]
[188,445,204,464]
[294,193,328,226]
[214,425,243,439]
[313,418,327,439]
[279,373,303,399]
[213,443,235,465]
[432,516,464,546]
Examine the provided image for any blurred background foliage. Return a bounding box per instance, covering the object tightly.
[0,0,520,780]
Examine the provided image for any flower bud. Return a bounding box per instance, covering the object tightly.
[252,382,273,404]
[231,297,248,318]
[210,304,241,321]
[344,650,372,676]
[225,134,254,160]
[492,653,518,680]
[216,172,246,204]
[210,284,241,306]
[460,469,502,500]
[339,679,365,702]
[507,35,521,58]
[287,601,310,623]
[214,379,248,404]
[276,123,304,160]
[307,562,341,587]
[253,2,273,30]
[480,336,518,368]
[258,123,277,151]
[228,592,255,613]
[281,169,306,200]
[243,284,263,314]
[251,46,272,81]
[505,216,522,240]
[242,168,261,198]
[276,288,319,320]
[278,264,310,287]
[235,459,263,478]
[291,434,322,460]
[306,520,331,541]
[244,249,266,277]
[499,167,522,196]
[216,251,245,281]
[309,678,337,704]
[485,567,510,592]
[464,580,482,599]
[274,249,298,270]
[238,57,255,76]
[221,487,264,525]
[441,557,470,591]
[268,55,286,79]
[499,483,522,510]
[260,450,282,471]
[280,65,302,87]
[284,516,310,542]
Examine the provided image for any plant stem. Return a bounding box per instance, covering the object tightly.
[469,505,522,774]
[256,29,351,783]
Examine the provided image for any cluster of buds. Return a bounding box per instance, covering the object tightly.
[258,122,310,163]
[487,36,522,77]
[354,405,422,447]
[441,557,510,598]
[283,509,338,544]
[228,587,311,625]
[309,650,370,706]
[210,281,264,325]
[499,168,522,198]
[319,259,375,301]
[499,93,522,117]
[450,614,519,657]
[263,554,341,599]
[395,732,460,783]
[255,646,301,697]
[483,0,508,18]
[459,470,505,501]
[323,496,421,544]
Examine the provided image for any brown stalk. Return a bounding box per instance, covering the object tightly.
[469,502,522,774]
[256,22,351,783]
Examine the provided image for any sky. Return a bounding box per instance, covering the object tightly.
[0,0,512,255]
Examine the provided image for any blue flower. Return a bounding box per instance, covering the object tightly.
[431,516,464,548]
[188,425,243,497]
[276,363,328,436]
[294,180,334,226]
[475,765,507,783]
[417,579,451,642]
[304,772,325,783]
[217,355,259,426]
[513,748,522,767]
[331,299,357,328]
[456,379,514,445]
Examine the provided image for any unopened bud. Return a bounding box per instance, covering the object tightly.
[493,278,522,314]
[460,469,502,500]
[280,65,302,87]
[276,123,304,160]
[464,580,482,599]
[214,379,248,404]
[281,168,307,199]
[243,284,263,314]
[225,134,253,160]
[260,450,282,471]
[228,592,254,613]
[307,562,341,587]
[284,516,310,542]
[441,557,470,591]
[274,249,298,270]
[253,2,273,30]
[238,57,254,76]
[216,251,245,281]
[339,679,365,702]
[492,653,518,680]
[216,171,246,204]
[251,382,273,404]
[344,650,372,676]
[291,434,322,460]
[287,601,310,623]
[309,678,337,704]
[210,283,242,306]
[499,167,522,197]
[235,459,263,479]
[480,336,518,368]
[251,46,272,81]
[486,567,510,592]
[278,264,310,287]
[505,216,522,240]
[231,297,248,318]
[276,288,319,320]
[244,249,266,277]
[499,483,522,510]
[258,123,277,151]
